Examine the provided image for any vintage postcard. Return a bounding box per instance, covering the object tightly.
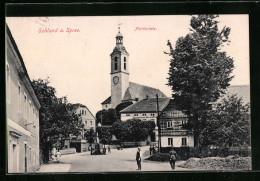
[5,14,251,173]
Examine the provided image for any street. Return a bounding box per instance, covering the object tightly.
[38,146,190,172]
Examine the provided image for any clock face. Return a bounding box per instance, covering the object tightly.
[113,76,119,85]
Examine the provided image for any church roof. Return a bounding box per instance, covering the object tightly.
[101,82,167,106]
[116,32,123,37]
[122,82,167,101]
[218,85,250,104]
[101,96,111,105]
[120,97,171,113]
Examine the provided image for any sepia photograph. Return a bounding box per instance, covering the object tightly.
[5,14,251,173]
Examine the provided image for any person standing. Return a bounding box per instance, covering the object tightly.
[57,149,61,163]
[169,148,177,170]
[108,146,111,154]
[136,147,142,170]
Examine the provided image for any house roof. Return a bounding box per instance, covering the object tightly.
[122,82,167,101]
[67,103,95,118]
[6,24,41,109]
[120,97,171,113]
[101,96,111,105]
[219,85,250,104]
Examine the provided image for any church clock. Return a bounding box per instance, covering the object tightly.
[113,76,119,85]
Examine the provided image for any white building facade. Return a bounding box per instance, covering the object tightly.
[6,25,41,173]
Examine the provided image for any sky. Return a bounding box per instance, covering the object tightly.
[6,15,250,115]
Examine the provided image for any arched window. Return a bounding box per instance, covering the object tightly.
[124,57,126,70]
[114,57,118,70]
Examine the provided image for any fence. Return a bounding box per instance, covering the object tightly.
[121,141,147,147]
[160,146,251,160]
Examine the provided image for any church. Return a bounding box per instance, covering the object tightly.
[101,28,167,109]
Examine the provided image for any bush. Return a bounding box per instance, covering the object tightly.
[178,156,251,170]
[145,153,170,162]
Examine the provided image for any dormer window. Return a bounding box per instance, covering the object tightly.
[114,57,118,70]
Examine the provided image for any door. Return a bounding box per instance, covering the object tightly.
[12,144,17,172]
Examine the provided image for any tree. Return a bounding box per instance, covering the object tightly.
[111,121,129,142]
[166,15,234,146]
[84,127,96,144]
[96,108,117,125]
[198,95,250,148]
[31,78,84,163]
[112,119,152,142]
[115,102,133,120]
[97,127,112,146]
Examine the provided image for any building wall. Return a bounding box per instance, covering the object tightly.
[6,35,40,173]
[102,103,112,110]
[121,112,157,123]
[161,135,194,147]
[75,106,96,131]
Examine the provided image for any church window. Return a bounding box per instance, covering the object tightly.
[124,57,126,70]
[114,57,118,70]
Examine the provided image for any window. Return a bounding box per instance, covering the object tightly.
[182,138,187,146]
[114,57,118,70]
[142,114,146,116]
[29,101,32,122]
[24,94,27,119]
[18,83,21,113]
[168,138,173,146]
[90,121,92,125]
[6,64,10,102]
[151,113,155,117]
[124,57,126,70]
[126,114,130,116]
[134,114,138,116]
[85,110,86,115]
[85,121,87,125]
[167,121,173,128]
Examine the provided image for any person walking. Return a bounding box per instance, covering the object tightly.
[169,148,177,170]
[136,147,142,170]
[108,146,111,154]
[149,146,152,155]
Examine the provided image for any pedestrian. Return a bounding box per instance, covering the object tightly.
[149,146,152,155]
[152,146,155,154]
[108,146,111,154]
[136,147,142,170]
[57,149,61,163]
[103,146,106,155]
[169,148,177,170]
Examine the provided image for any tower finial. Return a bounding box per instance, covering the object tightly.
[118,23,122,33]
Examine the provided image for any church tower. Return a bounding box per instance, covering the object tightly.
[110,27,129,108]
